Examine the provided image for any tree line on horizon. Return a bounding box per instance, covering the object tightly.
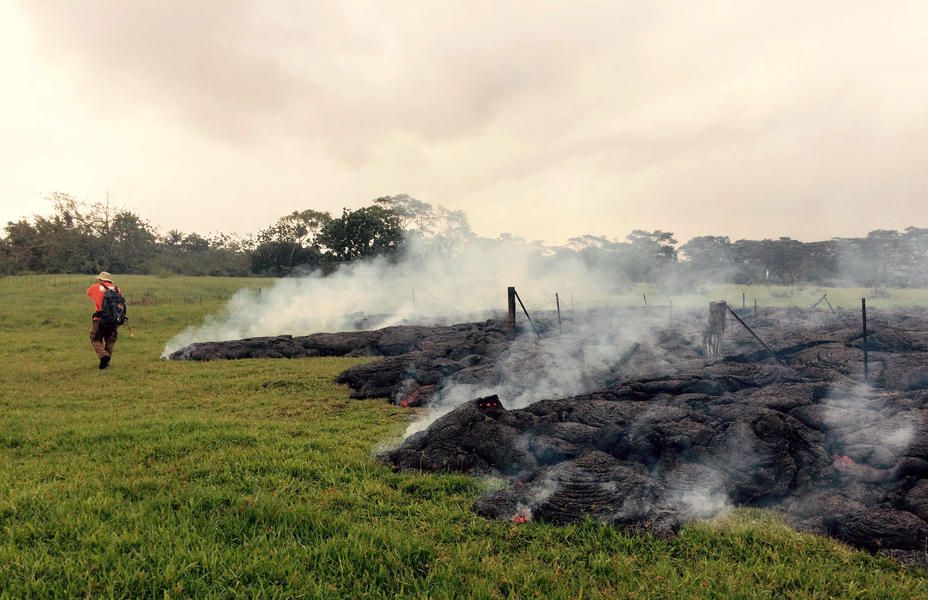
[2,192,927,288]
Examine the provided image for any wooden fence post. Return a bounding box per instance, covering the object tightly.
[514,288,540,338]
[862,298,869,382]
[507,286,516,339]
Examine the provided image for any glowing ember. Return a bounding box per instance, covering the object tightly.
[834,453,856,468]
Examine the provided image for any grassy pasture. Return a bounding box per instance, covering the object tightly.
[1,274,927,598]
[564,283,928,313]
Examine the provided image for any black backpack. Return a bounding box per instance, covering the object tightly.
[98,287,128,327]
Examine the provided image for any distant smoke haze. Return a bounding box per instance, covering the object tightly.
[161,236,625,356]
[162,234,675,440]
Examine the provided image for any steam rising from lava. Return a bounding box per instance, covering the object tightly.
[162,235,628,357]
[403,313,660,437]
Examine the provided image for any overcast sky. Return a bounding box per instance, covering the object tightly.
[2,1,926,244]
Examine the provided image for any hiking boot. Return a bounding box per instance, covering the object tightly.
[99,355,111,369]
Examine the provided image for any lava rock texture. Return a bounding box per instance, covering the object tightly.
[168,320,512,405]
[172,307,928,561]
[382,309,928,563]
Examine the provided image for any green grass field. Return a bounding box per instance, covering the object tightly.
[568,283,928,312]
[2,274,928,598]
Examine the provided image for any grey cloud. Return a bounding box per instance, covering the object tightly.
[23,1,315,141]
[21,1,644,148]
[9,1,928,242]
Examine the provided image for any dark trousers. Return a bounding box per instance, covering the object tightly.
[90,320,118,359]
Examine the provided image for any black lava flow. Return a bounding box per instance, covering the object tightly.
[170,307,928,563]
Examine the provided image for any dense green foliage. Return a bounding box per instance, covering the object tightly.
[0,195,408,278]
[1,274,927,597]
[0,194,254,277]
[3,193,927,288]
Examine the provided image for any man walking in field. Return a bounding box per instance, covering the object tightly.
[86,272,127,369]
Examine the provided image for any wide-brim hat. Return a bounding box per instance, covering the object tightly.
[97,271,114,283]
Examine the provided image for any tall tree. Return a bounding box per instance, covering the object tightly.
[318,206,403,262]
[680,236,734,283]
[108,211,158,273]
[374,194,474,253]
[251,210,331,275]
[625,230,678,281]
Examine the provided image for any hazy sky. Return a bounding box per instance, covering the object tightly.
[2,1,927,244]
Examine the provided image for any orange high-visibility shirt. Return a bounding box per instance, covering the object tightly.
[87,282,120,318]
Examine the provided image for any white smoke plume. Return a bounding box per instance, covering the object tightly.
[402,310,670,437]
[510,472,561,524]
[652,416,760,521]
[662,465,731,520]
[162,230,688,448]
[823,383,919,467]
[162,234,633,357]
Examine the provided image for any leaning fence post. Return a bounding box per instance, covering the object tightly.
[862,298,869,382]
[724,302,786,367]
[513,289,540,338]
[507,286,516,339]
[555,292,562,335]
[810,293,828,311]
